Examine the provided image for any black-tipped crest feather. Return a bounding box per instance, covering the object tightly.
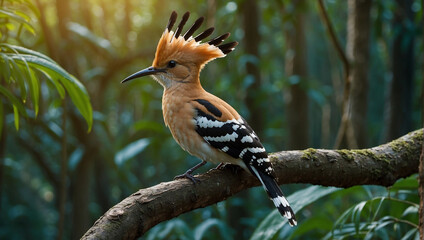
[174,12,190,38]
[184,17,204,40]
[208,33,230,46]
[167,11,177,31]
[164,11,237,55]
[218,41,238,54]
[194,27,215,42]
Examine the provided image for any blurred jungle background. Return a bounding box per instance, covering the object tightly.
[1,0,423,239]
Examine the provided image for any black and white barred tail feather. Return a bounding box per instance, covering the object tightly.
[249,165,297,226]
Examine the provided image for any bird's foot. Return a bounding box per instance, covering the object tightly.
[174,171,200,184]
[214,162,227,170]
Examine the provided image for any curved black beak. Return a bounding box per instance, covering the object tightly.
[121,67,165,83]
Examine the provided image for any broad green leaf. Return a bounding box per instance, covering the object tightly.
[250,185,341,240]
[8,53,93,131]
[115,138,150,166]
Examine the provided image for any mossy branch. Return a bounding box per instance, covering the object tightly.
[82,129,423,240]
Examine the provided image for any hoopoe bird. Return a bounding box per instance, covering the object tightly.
[122,11,297,226]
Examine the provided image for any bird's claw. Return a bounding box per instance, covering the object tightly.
[174,171,200,184]
[214,162,226,170]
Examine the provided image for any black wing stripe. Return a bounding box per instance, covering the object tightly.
[194,99,222,117]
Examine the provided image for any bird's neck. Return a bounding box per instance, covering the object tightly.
[163,79,205,99]
[162,80,205,127]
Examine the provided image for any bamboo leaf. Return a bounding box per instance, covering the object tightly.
[1,44,55,62]
[0,85,26,117]
[250,186,341,240]
[0,9,34,35]
[12,104,19,130]
[8,53,93,131]
[27,68,39,116]
[0,53,12,83]
[9,57,27,101]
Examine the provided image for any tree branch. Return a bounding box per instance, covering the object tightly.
[82,129,423,240]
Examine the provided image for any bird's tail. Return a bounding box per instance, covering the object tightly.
[249,166,297,226]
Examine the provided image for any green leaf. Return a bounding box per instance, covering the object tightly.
[0,9,35,35]
[27,68,39,116]
[389,175,419,190]
[68,22,115,55]
[9,57,27,101]
[12,104,19,130]
[8,53,93,131]
[250,185,341,240]
[0,44,55,62]
[42,70,65,98]
[0,53,12,83]
[115,138,150,166]
[0,85,26,117]
[194,219,231,240]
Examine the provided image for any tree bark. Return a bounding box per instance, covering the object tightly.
[345,0,371,148]
[385,0,415,142]
[82,129,423,240]
[71,153,94,240]
[241,0,263,134]
[283,0,309,150]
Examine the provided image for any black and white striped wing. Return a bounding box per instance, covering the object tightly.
[193,104,297,226]
[194,107,274,176]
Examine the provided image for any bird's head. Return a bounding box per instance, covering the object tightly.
[122,11,238,89]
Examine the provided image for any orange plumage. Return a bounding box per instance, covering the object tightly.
[153,29,225,71]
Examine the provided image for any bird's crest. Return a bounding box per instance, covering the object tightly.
[153,11,238,69]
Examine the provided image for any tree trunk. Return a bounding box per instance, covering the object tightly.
[345,0,372,148]
[283,0,309,150]
[71,154,93,240]
[242,0,263,134]
[385,0,415,142]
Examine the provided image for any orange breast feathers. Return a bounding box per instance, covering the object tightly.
[161,85,242,162]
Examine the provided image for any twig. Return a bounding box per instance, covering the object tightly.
[317,0,353,149]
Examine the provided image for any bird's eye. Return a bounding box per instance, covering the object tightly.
[167,60,177,68]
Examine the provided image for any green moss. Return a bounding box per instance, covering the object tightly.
[301,148,318,161]
[335,149,355,162]
[389,129,422,160]
[352,149,391,164]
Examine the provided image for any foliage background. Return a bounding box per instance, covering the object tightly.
[0,0,422,239]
